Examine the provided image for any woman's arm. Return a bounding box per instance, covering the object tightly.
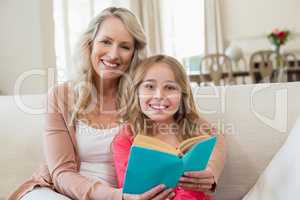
[112,124,134,188]
[45,85,122,200]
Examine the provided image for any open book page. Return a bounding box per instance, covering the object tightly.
[133,134,212,156]
[178,135,211,154]
[182,136,217,171]
[133,134,180,155]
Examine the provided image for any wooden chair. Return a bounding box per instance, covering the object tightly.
[200,54,236,86]
[282,52,300,81]
[283,52,299,68]
[249,50,276,83]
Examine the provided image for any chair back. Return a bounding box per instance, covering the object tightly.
[200,54,235,85]
[283,53,299,68]
[249,50,275,83]
[282,52,300,82]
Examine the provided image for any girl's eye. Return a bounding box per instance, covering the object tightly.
[140,82,155,90]
[165,85,178,90]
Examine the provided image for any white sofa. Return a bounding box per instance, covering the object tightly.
[1,82,300,200]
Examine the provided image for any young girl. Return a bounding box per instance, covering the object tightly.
[113,54,226,200]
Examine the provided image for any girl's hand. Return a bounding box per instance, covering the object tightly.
[178,168,215,195]
[123,184,175,200]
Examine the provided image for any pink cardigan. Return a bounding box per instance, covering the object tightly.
[112,124,226,200]
[8,83,123,200]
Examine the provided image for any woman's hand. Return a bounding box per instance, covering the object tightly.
[178,168,215,195]
[123,184,175,200]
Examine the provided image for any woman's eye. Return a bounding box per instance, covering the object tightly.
[100,40,111,45]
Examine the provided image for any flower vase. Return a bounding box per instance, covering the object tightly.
[275,45,282,69]
[274,45,287,82]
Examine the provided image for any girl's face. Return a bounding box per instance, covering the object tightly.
[90,16,135,80]
[138,63,182,124]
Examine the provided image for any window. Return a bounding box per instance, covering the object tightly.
[161,0,205,72]
[53,0,204,82]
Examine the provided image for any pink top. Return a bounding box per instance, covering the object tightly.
[112,124,221,200]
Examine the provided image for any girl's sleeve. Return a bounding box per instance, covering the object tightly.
[112,125,134,188]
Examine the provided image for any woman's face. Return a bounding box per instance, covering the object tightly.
[90,16,135,80]
[138,63,182,124]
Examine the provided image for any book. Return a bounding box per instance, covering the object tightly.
[122,134,217,194]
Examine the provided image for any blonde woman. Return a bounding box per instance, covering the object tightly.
[113,55,226,199]
[9,7,174,200]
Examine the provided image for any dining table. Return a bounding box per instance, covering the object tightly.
[188,68,300,85]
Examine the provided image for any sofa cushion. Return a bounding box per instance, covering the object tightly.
[194,82,300,200]
[242,116,300,200]
[0,95,45,200]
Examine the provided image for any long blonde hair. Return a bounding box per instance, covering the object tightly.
[122,54,203,141]
[70,7,147,122]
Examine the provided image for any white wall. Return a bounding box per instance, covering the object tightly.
[222,0,300,59]
[0,0,55,95]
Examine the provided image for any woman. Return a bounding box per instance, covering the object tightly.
[9,7,174,200]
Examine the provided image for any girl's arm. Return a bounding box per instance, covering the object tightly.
[194,117,226,184]
[178,117,226,195]
[112,124,134,188]
[204,121,226,185]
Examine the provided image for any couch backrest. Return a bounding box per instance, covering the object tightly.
[1,82,300,200]
[194,82,300,200]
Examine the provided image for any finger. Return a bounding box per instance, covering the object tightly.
[179,177,214,184]
[203,189,215,196]
[140,184,166,199]
[178,182,212,190]
[180,183,212,189]
[152,188,174,200]
[166,191,176,200]
[184,170,213,179]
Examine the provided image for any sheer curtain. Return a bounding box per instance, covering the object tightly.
[129,0,163,56]
[53,0,207,82]
[160,0,205,60]
[204,0,225,54]
[130,0,206,59]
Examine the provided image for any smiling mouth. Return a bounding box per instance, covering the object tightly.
[149,104,169,111]
[101,59,120,68]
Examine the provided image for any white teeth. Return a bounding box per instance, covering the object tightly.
[102,60,118,67]
[150,104,167,110]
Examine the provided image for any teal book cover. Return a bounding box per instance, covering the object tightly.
[123,135,217,194]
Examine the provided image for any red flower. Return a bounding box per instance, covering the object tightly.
[277,31,286,39]
[268,29,290,46]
